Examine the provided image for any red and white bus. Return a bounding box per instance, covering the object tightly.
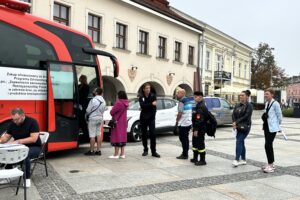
[0,0,119,152]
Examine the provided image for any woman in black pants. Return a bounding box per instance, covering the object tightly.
[262,88,282,173]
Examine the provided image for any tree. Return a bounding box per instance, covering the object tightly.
[251,43,287,89]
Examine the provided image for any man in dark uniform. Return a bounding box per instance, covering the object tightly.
[0,108,41,187]
[139,83,160,158]
[191,91,209,166]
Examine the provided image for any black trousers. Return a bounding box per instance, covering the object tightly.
[264,130,277,164]
[178,126,191,156]
[192,131,205,152]
[141,118,156,153]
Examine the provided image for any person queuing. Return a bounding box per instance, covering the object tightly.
[232,90,253,167]
[175,88,193,160]
[139,83,160,158]
[84,87,106,156]
[191,91,209,166]
[0,108,41,187]
[109,91,129,159]
[261,88,282,173]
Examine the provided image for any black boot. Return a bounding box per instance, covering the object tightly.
[190,150,198,163]
[195,152,206,166]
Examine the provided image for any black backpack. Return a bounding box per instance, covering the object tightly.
[206,111,217,138]
[196,105,217,138]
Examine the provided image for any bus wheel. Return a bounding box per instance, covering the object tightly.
[130,121,142,142]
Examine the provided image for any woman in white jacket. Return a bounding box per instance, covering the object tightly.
[262,88,282,173]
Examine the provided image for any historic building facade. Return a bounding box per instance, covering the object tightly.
[171,7,253,103]
[23,0,252,104]
[25,0,203,104]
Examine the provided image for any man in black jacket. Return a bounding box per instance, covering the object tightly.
[191,91,209,165]
[139,83,160,158]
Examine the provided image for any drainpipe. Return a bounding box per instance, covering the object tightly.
[198,32,205,92]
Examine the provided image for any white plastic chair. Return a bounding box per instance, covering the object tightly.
[30,132,49,176]
[0,145,29,200]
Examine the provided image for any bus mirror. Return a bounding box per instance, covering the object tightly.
[82,47,119,77]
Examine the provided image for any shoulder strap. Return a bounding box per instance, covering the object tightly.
[87,99,102,116]
[266,101,275,113]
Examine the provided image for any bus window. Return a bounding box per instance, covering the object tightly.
[0,21,57,68]
[49,62,77,117]
[75,65,99,98]
[35,21,96,65]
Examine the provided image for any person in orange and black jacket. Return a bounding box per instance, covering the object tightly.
[191,91,209,166]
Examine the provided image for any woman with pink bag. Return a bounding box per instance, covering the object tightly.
[109,91,129,159]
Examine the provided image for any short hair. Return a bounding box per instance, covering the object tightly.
[11,108,25,115]
[142,82,151,89]
[94,87,103,95]
[118,91,128,100]
[177,88,186,94]
[194,91,203,96]
[265,88,275,95]
[242,90,251,97]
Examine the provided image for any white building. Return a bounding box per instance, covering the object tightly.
[172,7,253,103]
[23,0,252,104]
[25,0,204,105]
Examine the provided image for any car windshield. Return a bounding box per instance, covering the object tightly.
[128,99,140,110]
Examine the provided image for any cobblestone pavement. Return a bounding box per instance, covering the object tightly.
[2,111,300,200]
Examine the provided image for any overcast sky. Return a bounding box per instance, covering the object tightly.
[169,0,300,76]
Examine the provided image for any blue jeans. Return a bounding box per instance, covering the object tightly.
[235,130,249,161]
[25,146,41,179]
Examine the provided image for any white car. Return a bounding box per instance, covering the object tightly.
[103,97,178,142]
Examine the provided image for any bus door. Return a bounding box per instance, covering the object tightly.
[75,64,100,141]
[47,61,79,152]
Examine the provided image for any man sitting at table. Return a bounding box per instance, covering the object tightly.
[0,108,41,187]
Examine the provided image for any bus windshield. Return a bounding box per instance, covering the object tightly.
[35,21,96,65]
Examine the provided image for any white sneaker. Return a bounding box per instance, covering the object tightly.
[119,155,126,159]
[232,160,239,167]
[23,179,31,188]
[261,163,275,170]
[239,160,247,165]
[263,165,275,173]
[108,155,119,159]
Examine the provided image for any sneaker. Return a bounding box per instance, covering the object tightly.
[239,160,247,165]
[263,165,275,173]
[95,151,101,156]
[142,151,148,156]
[176,155,188,160]
[84,151,94,156]
[108,155,119,159]
[261,163,275,170]
[152,152,161,158]
[23,179,31,188]
[232,160,239,167]
[119,155,126,159]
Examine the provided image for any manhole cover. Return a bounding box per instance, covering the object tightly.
[69,170,80,173]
